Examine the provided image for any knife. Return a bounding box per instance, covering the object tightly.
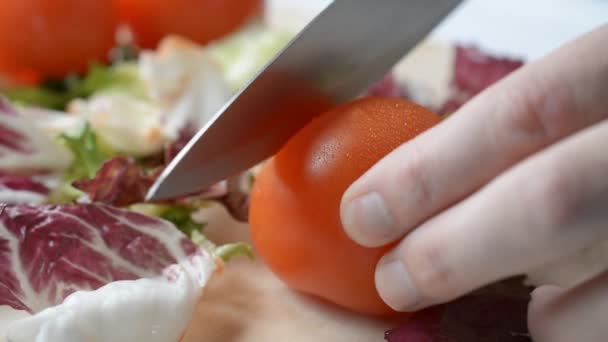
[146,0,463,201]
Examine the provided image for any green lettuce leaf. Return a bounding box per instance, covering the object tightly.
[215,242,255,262]
[4,62,146,110]
[159,204,206,237]
[3,86,70,110]
[78,62,147,99]
[209,24,292,90]
[47,123,113,203]
[58,123,111,181]
[138,202,254,262]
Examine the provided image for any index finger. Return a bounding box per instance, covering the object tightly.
[340,24,608,248]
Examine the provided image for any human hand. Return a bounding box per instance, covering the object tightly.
[340,24,608,341]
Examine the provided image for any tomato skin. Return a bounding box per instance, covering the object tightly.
[115,0,263,49]
[0,0,117,79]
[249,96,441,316]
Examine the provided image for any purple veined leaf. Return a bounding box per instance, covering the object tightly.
[0,203,218,342]
[452,45,523,95]
[0,100,28,153]
[74,152,251,222]
[0,203,216,313]
[164,127,195,164]
[438,45,524,115]
[72,156,157,207]
[0,98,73,174]
[0,173,53,205]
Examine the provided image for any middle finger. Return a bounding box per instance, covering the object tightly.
[375,118,608,312]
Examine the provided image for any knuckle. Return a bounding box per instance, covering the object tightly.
[394,145,433,208]
[498,86,551,143]
[494,77,574,145]
[405,236,453,299]
[530,169,580,232]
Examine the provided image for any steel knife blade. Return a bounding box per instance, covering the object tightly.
[147,0,462,201]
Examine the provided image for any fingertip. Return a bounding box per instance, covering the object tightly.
[531,285,564,302]
[340,190,399,247]
[375,250,428,312]
[528,285,565,335]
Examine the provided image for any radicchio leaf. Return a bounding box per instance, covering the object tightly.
[385,279,533,342]
[0,98,72,174]
[0,173,51,205]
[438,46,524,115]
[164,127,194,164]
[74,138,252,223]
[452,46,524,95]
[0,203,211,313]
[72,156,156,207]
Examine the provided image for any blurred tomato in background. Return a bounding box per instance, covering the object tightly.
[0,0,263,83]
[0,0,117,82]
[115,0,263,49]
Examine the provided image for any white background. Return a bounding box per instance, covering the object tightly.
[267,0,608,60]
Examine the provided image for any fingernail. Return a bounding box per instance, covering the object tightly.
[341,191,397,247]
[375,255,423,311]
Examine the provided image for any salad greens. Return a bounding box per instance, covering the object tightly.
[159,204,207,237]
[5,62,146,110]
[58,123,113,181]
[214,242,255,262]
[209,24,292,90]
[5,25,288,210]
[4,23,292,111]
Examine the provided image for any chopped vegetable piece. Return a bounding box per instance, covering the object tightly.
[72,156,156,207]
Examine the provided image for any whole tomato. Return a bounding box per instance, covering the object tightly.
[249,96,441,315]
[0,0,117,79]
[115,0,263,49]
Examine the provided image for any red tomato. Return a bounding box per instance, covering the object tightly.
[115,0,263,49]
[249,96,441,316]
[0,0,117,79]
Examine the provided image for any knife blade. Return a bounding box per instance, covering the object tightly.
[147,0,462,201]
